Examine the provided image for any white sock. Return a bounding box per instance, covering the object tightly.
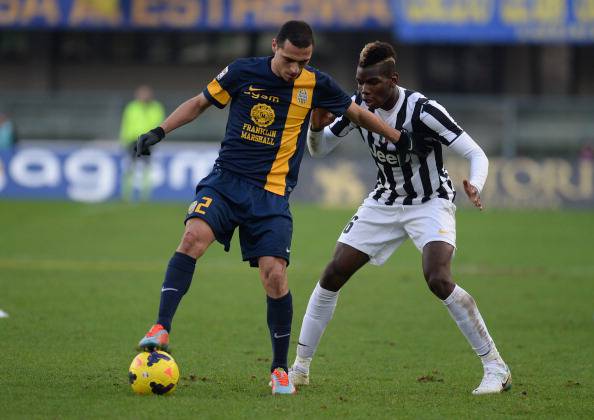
[295,282,339,369]
[443,285,501,364]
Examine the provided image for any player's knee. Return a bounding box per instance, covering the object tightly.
[178,229,208,258]
[260,262,288,298]
[320,260,348,292]
[264,271,288,298]
[425,269,453,299]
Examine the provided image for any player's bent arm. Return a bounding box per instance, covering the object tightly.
[307,126,343,158]
[161,93,212,134]
[135,94,212,157]
[345,102,401,143]
[449,132,489,193]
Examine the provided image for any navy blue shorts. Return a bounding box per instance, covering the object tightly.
[184,168,292,267]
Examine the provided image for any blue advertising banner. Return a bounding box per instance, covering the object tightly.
[0,0,391,30]
[1,145,593,208]
[0,145,219,202]
[392,0,594,43]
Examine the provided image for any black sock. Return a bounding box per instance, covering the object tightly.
[157,252,196,331]
[267,291,293,373]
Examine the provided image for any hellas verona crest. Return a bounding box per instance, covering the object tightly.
[296,88,308,105]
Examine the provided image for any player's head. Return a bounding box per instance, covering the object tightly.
[271,20,314,82]
[356,41,399,109]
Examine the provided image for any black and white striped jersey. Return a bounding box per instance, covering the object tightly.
[328,86,463,205]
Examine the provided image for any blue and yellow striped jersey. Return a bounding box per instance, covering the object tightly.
[203,56,352,196]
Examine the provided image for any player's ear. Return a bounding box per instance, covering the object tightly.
[272,38,278,54]
[392,72,399,86]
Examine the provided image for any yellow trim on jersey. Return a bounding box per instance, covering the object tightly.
[265,69,315,195]
[206,79,231,106]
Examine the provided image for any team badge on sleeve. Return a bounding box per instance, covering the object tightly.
[216,66,229,81]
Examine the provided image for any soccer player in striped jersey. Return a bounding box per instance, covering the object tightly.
[133,24,423,395]
[290,41,511,395]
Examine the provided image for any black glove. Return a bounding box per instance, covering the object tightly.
[396,129,435,162]
[135,127,165,157]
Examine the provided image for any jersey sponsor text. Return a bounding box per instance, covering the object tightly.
[329,87,461,205]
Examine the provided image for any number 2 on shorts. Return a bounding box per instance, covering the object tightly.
[195,196,213,215]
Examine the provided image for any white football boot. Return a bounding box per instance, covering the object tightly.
[472,362,512,395]
[289,356,311,386]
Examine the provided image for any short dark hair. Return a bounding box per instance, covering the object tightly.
[358,41,396,76]
[276,20,314,48]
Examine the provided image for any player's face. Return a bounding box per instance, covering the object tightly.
[356,65,398,110]
[271,39,313,82]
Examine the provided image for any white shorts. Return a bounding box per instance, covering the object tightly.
[338,197,457,266]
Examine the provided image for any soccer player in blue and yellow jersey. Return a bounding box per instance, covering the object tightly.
[134,21,422,394]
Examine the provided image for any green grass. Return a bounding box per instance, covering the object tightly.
[0,201,593,419]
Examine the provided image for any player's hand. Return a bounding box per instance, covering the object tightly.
[310,108,336,131]
[396,129,435,163]
[135,127,165,157]
[463,179,483,211]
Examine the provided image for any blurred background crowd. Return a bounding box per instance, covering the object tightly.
[1,0,593,206]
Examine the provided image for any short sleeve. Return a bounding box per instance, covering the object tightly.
[203,61,241,109]
[312,71,352,117]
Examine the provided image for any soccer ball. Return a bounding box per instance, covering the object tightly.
[128,351,180,395]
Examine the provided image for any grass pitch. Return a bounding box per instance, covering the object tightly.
[0,201,593,419]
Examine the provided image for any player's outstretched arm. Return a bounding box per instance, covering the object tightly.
[136,93,212,157]
[345,102,434,162]
[161,93,212,133]
[345,102,401,143]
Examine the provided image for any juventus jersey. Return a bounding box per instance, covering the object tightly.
[328,86,463,205]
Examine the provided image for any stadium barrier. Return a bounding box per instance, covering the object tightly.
[3,93,593,157]
[1,143,592,208]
